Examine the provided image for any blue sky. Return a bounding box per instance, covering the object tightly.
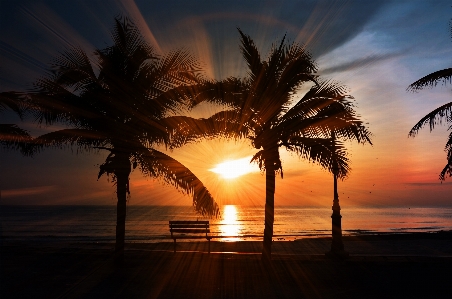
[1,0,452,207]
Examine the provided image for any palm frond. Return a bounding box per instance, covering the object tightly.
[439,163,452,181]
[203,110,252,138]
[282,80,348,121]
[50,47,97,92]
[97,151,132,186]
[188,78,250,108]
[309,101,372,144]
[277,44,317,109]
[163,110,252,148]
[30,76,102,127]
[267,33,287,74]
[439,129,452,180]
[409,101,452,136]
[0,124,32,155]
[283,136,350,178]
[150,50,202,91]
[159,114,241,148]
[280,81,372,145]
[237,28,263,83]
[407,68,452,91]
[137,148,219,217]
[110,16,154,63]
[0,91,28,119]
[251,148,283,177]
[29,128,108,154]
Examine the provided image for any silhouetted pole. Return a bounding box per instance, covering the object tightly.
[326,131,348,259]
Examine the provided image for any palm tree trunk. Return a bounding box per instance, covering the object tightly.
[115,171,128,255]
[262,164,275,262]
[113,151,131,260]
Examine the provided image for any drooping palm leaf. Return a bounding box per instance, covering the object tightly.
[0,92,32,154]
[0,124,32,154]
[50,47,97,91]
[159,113,249,149]
[281,136,349,178]
[279,81,372,144]
[137,148,219,217]
[409,102,452,136]
[0,91,28,118]
[29,129,108,153]
[407,68,452,91]
[407,19,452,181]
[440,129,452,180]
[237,28,263,83]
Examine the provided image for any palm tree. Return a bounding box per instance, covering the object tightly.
[181,30,372,261]
[22,17,219,258]
[408,20,452,180]
[0,92,31,153]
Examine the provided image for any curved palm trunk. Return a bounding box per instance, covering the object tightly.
[262,162,276,262]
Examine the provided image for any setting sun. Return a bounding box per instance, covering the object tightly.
[209,156,260,179]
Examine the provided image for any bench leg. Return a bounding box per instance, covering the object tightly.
[173,239,176,253]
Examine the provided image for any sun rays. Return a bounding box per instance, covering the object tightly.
[209,156,260,179]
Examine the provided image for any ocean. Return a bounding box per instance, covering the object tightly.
[1,205,452,243]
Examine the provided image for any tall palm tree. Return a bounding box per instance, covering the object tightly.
[0,92,31,153]
[22,17,219,257]
[408,20,452,180]
[179,30,372,261]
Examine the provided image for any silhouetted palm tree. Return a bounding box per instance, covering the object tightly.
[408,21,452,180]
[0,92,31,153]
[181,30,372,261]
[22,17,219,257]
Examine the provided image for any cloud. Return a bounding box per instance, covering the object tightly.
[320,52,402,75]
[292,0,392,57]
[1,185,55,197]
[59,190,113,203]
[404,181,452,186]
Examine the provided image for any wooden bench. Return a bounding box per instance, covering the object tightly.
[169,220,212,253]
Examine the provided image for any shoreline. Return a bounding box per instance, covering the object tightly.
[3,229,452,244]
[2,230,452,256]
[2,231,452,298]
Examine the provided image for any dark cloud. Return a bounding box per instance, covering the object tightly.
[320,52,402,75]
[0,0,393,85]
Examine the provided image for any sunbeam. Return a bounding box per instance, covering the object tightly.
[209,156,259,179]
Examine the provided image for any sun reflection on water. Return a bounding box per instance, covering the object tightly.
[220,205,241,241]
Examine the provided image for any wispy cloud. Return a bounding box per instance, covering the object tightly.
[320,52,402,75]
[404,182,452,186]
[1,185,55,197]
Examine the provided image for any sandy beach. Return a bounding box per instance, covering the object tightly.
[1,232,452,299]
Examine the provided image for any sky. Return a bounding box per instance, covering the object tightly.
[1,0,452,208]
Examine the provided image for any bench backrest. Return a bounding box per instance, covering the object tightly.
[169,221,210,236]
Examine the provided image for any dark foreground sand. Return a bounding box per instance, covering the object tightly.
[1,232,452,299]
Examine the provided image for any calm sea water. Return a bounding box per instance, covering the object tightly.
[1,205,452,243]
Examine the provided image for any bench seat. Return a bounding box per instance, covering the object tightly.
[169,220,211,253]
